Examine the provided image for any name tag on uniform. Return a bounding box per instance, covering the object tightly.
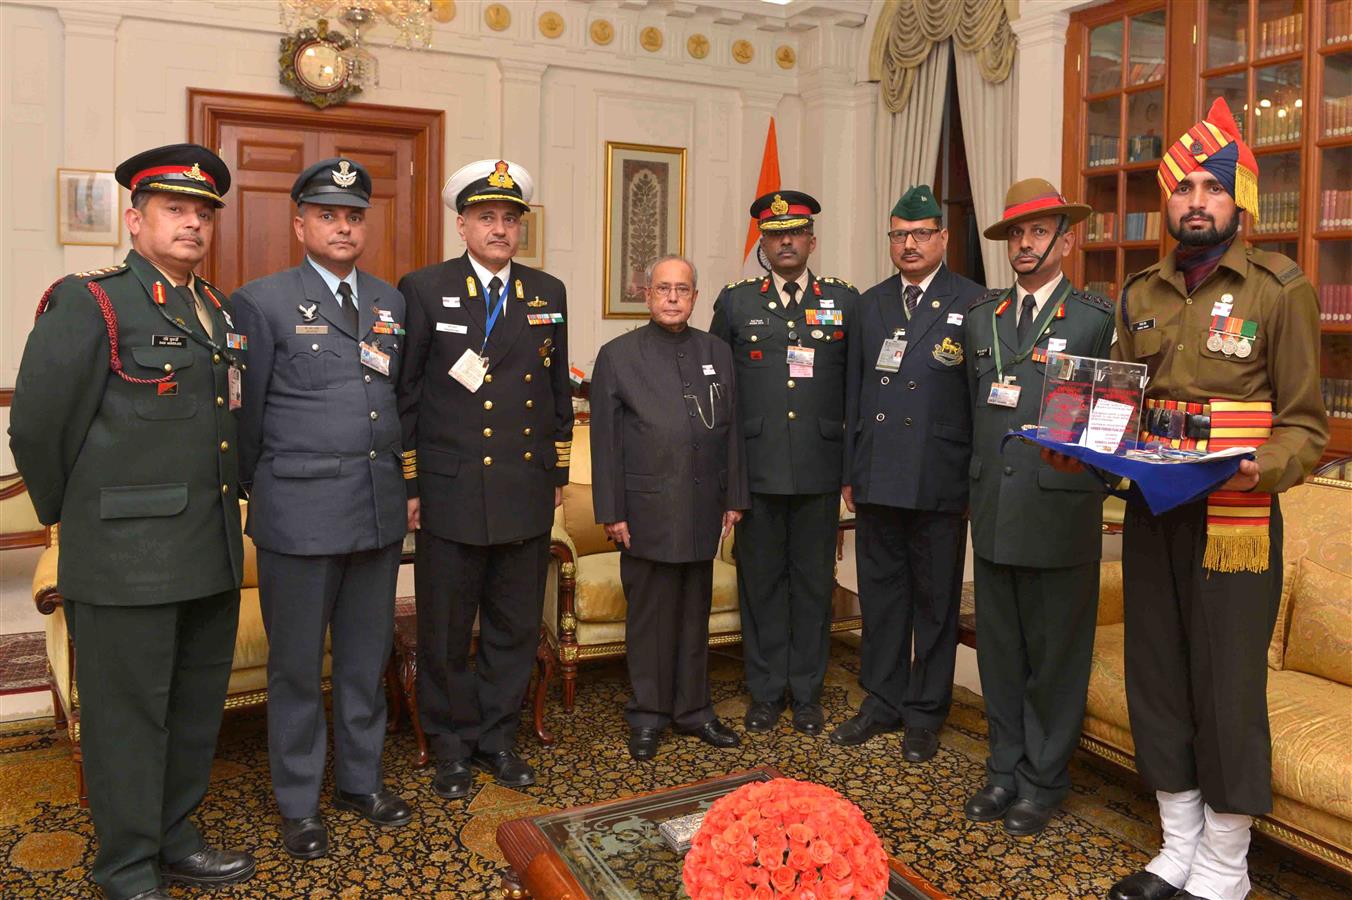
[1131,318,1156,332]
[747,318,767,326]
[702,364,716,376]
[442,296,460,307]
[449,348,487,392]
[818,299,835,309]
[786,345,815,378]
[987,379,1021,407]
[296,324,328,334]
[947,312,964,325]
[875,339,906,372]
[1047,337,1067,352]
[360,341,391,377]
[437,322,468,334]
[152,334,187,347]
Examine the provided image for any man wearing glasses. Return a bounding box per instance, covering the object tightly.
[710,190,858,737]
[836,185,984,760]
[591,255,750,761]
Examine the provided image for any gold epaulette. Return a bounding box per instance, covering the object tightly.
[400,449,417,480]
[818,275,855,291]
[554,439,572,468]
[75,264,127,280]
[724,276,762,290]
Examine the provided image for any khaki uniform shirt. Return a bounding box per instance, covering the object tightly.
[1112,239,1327,493]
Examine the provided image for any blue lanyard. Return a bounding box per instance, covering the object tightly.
[483,280,505,350]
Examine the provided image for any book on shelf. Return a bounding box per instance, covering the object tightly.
[1258,12,1303,58]
[1325,96,1352,137]
[1252,102,1301,146]
[1319,190,1352,229]
[1127,134,1162,162]
[1320,378,1352,419]
[1319,284,1352,322]
[1085,280,1118,299]
[1122,211,1161,241]
[1329,0,1352,45]
[1085,211,1117,243]
[1254,191,1300,234]
[1087,133,1120,168]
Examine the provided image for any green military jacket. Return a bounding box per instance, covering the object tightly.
[9,250,244,606]
[965,277,1115,568]
[710,270,859,495]
[1112,240,1327,493]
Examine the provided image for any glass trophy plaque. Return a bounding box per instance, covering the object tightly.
[1037,353,1147,454]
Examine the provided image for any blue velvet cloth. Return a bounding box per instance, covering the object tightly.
[1001,432,1254,516]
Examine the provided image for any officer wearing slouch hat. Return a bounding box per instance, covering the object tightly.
[9,144,255,899]
[962,178,1115,838]
[397,159,572,799]
[232,156,412,860]
[1046,98,1326,900]
[835,184,984,758]
[709,190,857,736]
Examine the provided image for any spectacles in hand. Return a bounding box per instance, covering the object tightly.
[888,228,940,245]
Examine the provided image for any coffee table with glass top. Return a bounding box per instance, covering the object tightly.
[496,767,950,899]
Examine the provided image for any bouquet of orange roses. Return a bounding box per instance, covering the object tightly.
[681,778,890,900]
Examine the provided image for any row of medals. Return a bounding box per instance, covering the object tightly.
[1206,329,1252,358]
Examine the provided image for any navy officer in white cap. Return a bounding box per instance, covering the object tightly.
[396,159,572,798]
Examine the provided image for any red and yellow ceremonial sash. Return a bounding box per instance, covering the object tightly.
[1140,399,1273,573]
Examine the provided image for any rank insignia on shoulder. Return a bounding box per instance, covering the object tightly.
[724,276,760,290]
[77,264,127,279]
[1276,264,1301,284]
[820,276,855,290]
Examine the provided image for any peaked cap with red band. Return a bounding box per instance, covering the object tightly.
[1158,96,1259,221]
[982,177,1091,240]
[750,190,820,232]
[115,143,231,208]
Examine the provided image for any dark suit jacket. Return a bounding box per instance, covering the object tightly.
[966,280,1116,568]
[396,253,572,546]
[590,323,750,564]
[843,264,984,512]
[710,271,859,495]
[232,262,407,555]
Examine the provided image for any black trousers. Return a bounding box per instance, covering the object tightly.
[621,553,716,730]
[973,556,1099,806]
[854,503,965,730]
[257,543,400,818]
[414,530,549,761]
[1123,496,1284,815]
[66,591,239,900]
[735,491,840,705]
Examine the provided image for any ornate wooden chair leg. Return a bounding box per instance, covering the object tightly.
[533,628,555,746]
[50,681,66,730]
[385,656,403,734]
[402,659,429,768]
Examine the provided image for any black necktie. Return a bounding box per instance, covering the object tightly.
[783,281,800,312]
[903,283,922,316]
[337,282,357,333]
[1017,293,1037,344]
[175,285,212,337]
[486,276,504,338]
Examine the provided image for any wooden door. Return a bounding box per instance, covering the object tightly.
[189,89,443,290]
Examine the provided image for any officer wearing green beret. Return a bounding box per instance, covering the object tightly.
[710,191,858,736]
[9,144,254,899]
[963,178,1115,838]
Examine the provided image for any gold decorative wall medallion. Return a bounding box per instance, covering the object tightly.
[776,45,796,69]
[539,11,564,39]
[732,39,754,64]
[590,18,614,45]
[639,26,663,52]
[687,33,709,59]
[484,3,511,31]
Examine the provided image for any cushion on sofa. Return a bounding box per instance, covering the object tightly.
[1267,669,1352,822]
[1267,561,1299,671]
[562,481,612,557]
[1281,559,1352,686]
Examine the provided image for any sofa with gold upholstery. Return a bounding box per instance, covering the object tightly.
[1082,476,1352,874]
[31,505,330,805]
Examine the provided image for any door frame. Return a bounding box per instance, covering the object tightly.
[188,88,444,285]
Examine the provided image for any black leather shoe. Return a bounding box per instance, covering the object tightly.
[628,727,661,760]
[161,847,256,886]
[334,788,412,827]
[829,713,901,747]
[791,703,825,736]
[280,815,328,859]
[121,891,172,900]
[676,719,741,748]
[964,784,1017,822]
[744,700,784,733]
[902,726,939,762]
[1003,798,1056,836]
[432,759,473,799]
[471,749,537,787]
[1107,871,1184,900]
[1172,893,1203,899]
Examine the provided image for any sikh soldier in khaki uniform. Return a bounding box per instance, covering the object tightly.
[1047,100,1327,900]
[9,145,255,900]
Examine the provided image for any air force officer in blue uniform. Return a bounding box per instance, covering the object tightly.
[233,158,412,861]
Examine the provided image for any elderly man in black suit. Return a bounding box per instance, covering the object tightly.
[590,255,751,761]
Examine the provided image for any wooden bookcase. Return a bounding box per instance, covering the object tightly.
[1064,0,1352,459]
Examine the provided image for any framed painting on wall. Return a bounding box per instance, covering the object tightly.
[602,141,686,318]
[56,168,119,246]
[517,204,545,268]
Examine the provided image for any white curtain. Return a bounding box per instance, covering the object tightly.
[955,48,1017,290]
[873,39,951,280]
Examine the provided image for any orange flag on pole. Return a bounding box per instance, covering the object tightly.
[742,117,781,275]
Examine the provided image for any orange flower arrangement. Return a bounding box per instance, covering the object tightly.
[681,778,890,900]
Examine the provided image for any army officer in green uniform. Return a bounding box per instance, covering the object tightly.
[9,145,255,900]
[963,179,1115,837]
[710,190,857,736]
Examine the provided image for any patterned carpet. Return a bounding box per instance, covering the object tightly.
[0,631,46,695]
[2,637,1348,899]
